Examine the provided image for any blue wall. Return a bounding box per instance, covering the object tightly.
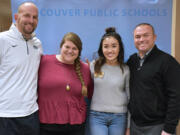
[11,0,172,61]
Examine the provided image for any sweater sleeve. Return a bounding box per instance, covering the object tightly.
[162,56,180,134]
[125,65,130,128]
[125,65,130,100]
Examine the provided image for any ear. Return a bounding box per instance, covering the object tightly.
[153,34,157,41]
[14,13,18,21]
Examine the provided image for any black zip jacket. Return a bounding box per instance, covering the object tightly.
[127,45,180,134]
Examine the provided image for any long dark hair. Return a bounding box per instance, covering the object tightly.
[94,27,125,73]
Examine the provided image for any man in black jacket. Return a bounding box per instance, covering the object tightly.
[127,23,180,135]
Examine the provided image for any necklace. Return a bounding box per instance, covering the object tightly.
[56,55,72,91]
[66,84,70,91]
[94,71,104,78]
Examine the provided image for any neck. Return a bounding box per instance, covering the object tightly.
[138,52,145,59]
[56,55,74,64]
[22,34,31,41]
[22,34,32,40]
[106,59,119,66]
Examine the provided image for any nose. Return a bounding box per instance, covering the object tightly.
[108,47,113,53]
[29,16,34,24]
[68,48,73,53]
[139,36,145,42]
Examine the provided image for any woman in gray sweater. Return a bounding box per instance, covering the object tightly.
[89,27,130,135]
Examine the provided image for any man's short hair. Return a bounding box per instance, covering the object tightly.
[134,23,155,34]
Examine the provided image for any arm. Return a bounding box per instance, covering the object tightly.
[87,63,94,99]
[125,65,130,126]
[162,57,180,134]
[85,58,90,67]
[87,74,94,99]
[125,65,131,134]
[0,35,6,64]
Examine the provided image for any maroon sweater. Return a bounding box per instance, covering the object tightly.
[38,55,93,124]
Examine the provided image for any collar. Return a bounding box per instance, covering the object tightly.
[137,46,154,59]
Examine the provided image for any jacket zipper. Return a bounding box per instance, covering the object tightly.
[25,40,29,55]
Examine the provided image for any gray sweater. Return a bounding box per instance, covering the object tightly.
[90,62,130,113]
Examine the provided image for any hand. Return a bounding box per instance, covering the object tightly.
[125,128,130,135]
[161,130,172,135]
[85,58,90,67]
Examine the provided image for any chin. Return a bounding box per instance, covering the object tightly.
[24,29,34,35]
[139,48,147,51]
[107,57,116,61]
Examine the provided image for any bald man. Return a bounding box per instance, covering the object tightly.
[0,2,42,135]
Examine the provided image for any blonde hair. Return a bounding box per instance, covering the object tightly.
[60,32,87,96]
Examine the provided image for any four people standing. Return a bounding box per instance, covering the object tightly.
[0,2,179,135]
[127,23,180,135]
[0,2,42,135]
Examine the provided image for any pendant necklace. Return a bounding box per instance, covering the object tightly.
[66,84,70,91]
[94,71,104,78]
[57,55,71,91]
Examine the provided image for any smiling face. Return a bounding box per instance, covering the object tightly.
[102,36,120,65]
[134,25,156,57]
[60,40,79,64]
[15,3,38,39]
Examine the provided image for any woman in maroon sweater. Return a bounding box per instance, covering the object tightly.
[38,32,94,135]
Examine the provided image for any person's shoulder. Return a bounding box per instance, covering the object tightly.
[0,30,13,49]
[156,48,175,61]
[126,53,137,65]
[32,36,41,42]
[80,60,90,69]
[0,30,10,41]
[32,36,42,47]
[155,48,180,66]
[0,32,6,44]
[42,54,55,59]
[123,64,129,70]
[0,30,7,36]
[41,54,56,62]
[0,25,19,40]
[129,53,137,59]
[90,60,95,66]
[39,55,57,71]
[122,64,130,74]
